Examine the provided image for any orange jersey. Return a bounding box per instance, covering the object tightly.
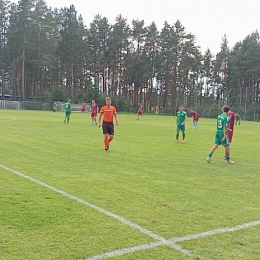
[100,105,117,122]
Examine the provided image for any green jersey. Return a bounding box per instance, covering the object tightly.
[216,113,228,132]
[64,102,71,112]
[177,111,187,125]
[53,103,57,109]
[236,114,241,120]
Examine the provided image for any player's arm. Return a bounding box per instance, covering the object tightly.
[98,112,103,127]
[114,110,119,125]
[222,125,227,141]
[182,115,187,125]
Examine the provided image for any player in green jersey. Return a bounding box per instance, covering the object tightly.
[64,99,72,123]
[206,105,234,164]
[53,101,57,114]
[175,105,187,142]
[235,113,241,126]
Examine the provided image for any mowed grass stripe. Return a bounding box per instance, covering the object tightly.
[1,110,260,259]
[0,167,154,260]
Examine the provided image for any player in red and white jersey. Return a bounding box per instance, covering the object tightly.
[137,104,144,120]
[90,100,99,125]
[222,110,235,160]
[81,101,87,116]
[190,109,199,129]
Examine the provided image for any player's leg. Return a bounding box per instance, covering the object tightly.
[176,124,181,142]
[175,131,180,142]
[91,113,95,125]
[102,122,109,151]
[67,113,71,123]
[195,120,198,129]
[206,132,221,163]
[64,112,67,123]
[239,120,241,126]
[206,144,219,163]
[220,134,234,163]
[137,112,139,120]
[104,134,109,151]
[107,123,114,150]
[223,131,233,159]
[182,131,185,142]
[224,144,234,163]
[181,125,186,142]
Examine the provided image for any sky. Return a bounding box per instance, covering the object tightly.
[14,0,260,55]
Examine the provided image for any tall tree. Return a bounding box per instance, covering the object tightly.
[57,5,86,98]
[108,15,130,96]
[88,14,111,94]
[0,0,9,97]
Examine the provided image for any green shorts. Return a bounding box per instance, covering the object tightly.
[214,131,229,146]
[65,111,71,116]
[176,124,185,131]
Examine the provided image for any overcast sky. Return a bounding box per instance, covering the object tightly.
[14,0,260,55]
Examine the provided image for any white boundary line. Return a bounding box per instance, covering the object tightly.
[2,163,260,260]
[0,164,188,255]
[83,219,260,260]
[0,117,17,122]
[171,220,260,242]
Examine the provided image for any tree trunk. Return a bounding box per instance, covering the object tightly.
[1,69,6,97]
[22,46,25,99]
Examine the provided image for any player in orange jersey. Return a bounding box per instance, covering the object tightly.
[98,97,119,152]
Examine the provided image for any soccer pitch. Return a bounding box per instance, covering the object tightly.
[1,110,260,260]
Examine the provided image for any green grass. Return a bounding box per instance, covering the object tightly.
[0,110,260,260]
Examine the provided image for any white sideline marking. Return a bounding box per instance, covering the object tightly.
[84,219,260,260]
[171,220,260,242]
[3,163,259,260]
[0,117,17,122]
[0,164,188,255]
[82,242,164,260]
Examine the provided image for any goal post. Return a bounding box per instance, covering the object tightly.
[0,100,21,110]
[56,102,91,113]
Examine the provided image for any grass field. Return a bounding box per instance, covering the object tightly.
[1,109,260,260]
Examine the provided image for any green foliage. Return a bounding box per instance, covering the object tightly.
[1,2,260,119]
[51,85,67,102]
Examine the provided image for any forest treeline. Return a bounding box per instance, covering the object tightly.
[1,0,260,120]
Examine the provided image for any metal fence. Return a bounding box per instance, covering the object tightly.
[0,100,90,112]
[0,100,50,110]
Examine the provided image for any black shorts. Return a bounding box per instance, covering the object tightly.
[102,121,114,135]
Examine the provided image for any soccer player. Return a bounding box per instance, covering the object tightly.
[235,113,241,126]
[81,101,87,116]
[64,99,72,123]
[190,109,199,129]
[221,109,235,160]
[206,105,234,164]
[137,104,144,120]
[90,100,99,125]
[98,97,119,152]
[176,105,187,142]
[53,101,57,114]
